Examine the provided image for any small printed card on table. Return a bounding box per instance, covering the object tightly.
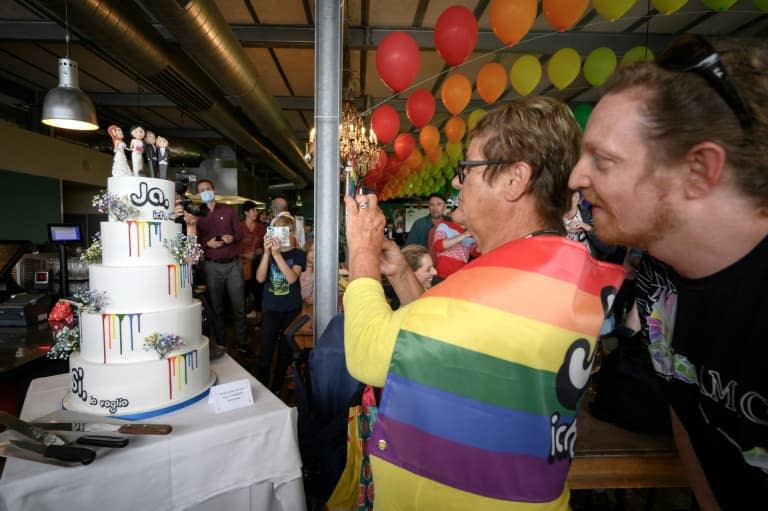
[208,379,254,413]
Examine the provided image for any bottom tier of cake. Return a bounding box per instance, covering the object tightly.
[63,338,214,419]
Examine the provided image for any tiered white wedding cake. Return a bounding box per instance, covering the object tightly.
[63,176,214,418]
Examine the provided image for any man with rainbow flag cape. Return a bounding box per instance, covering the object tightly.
[343,97,626,510]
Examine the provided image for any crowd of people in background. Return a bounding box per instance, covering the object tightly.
[168,33,767,510]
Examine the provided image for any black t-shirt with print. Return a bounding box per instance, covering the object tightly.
[634,237,768,509]
[261,248,306,312]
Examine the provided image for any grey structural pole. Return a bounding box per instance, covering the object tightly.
[313,0,341,337]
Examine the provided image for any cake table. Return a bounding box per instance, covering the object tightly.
[0,355,305,511]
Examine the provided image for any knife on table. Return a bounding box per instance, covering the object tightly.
[0,412,67,446]
[31,422,172,435]
[9,440,96,465]
[75,435,130,448]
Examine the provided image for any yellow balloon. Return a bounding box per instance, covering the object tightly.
[652,0,687,14]
[509,55,542,96]
[467,108,486,131]
[583,47,617,87]
[547,48,581,91]
[620,46,654,66]
[593,0,636,21]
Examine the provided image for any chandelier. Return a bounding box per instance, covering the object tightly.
[306,101,380,176]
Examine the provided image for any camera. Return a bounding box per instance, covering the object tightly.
[175,175,208,217]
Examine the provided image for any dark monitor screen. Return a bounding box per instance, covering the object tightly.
[47,223,83,244]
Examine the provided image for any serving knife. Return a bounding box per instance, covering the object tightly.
[10,440,96,465]
[75,435,130,448]
[0,412,67,446]
[31,422,172,435]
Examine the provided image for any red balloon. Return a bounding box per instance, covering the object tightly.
[383,154,401,178]
[406,89,436,128]
[370,105,400,145]
[374,149,388,172]
[434,6,478,67]
[363,166,383,188]
[394,133,416,161]
[376,32,420,93]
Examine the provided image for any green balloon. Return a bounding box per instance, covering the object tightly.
[702,0,737,10]
[571,103,594,131]
[445,141,464,161]
[620,46,654,67]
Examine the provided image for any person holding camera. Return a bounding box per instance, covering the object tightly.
[176,178,250,356]
[255,215,306,395]
[342,97,625,510]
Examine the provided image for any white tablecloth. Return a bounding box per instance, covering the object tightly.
[0,355,306,511]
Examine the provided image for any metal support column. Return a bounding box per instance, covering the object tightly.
[313,0,342,337]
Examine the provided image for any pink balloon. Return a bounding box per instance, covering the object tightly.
[370,105,400,145]
[406,89,436,128]
[394,133,416,161]
[376,32,420,93]
[434,6,478,67]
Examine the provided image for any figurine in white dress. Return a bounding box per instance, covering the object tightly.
[129,124,145,176]
[108,125,131,177]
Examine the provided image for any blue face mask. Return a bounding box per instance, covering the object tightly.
[199,190,215,203]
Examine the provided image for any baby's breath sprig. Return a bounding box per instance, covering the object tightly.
[143,332,185,359]
[92,191,139,221]
[163,233,204,265]
[71,289,108,313]
[47,326,79,359]
[80,232,102,264]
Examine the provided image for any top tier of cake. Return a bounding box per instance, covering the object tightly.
[108,176,175,222]
[101,177,181,267]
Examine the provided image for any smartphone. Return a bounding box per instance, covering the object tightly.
[214,235,222,241]
[266,226,290,247]
[344,165,358,198]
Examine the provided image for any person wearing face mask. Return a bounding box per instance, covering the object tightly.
[176,179,250,356]
[255,215,306,395]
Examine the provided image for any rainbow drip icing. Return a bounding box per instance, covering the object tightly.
[126,221,162,257]
[166,263,192,298]
[167,350,199,399]
[100,313,142,363]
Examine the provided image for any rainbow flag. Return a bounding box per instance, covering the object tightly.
[369,236,625,510]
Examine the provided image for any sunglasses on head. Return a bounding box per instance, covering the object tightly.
[656,34,752,129]
[454,160,514,184]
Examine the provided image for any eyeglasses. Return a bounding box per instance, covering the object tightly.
[455,160,513,185]
[656,34,752,129]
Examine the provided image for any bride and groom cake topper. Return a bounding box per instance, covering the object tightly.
[108,123,170,179]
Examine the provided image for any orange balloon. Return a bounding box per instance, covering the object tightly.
[543,0,589,31]
[441,73,472,115]
[427,145,443,163]
[444,116,467,144]
[419,125,440,153]
[490,0,537,47]
[405,149,423,170]
[476,62,507,104]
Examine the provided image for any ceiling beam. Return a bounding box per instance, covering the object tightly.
[237,26,679,54]
[3,20,682,54]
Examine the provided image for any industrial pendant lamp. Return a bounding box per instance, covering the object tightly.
[41,0,98,131]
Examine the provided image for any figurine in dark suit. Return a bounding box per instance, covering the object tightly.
[156,135,170,179]
[144,130,158,178]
